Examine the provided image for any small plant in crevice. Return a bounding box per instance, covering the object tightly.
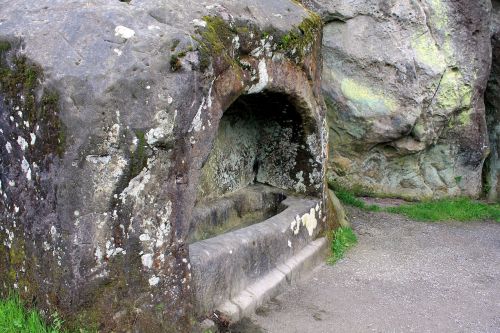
[327,227,358,265]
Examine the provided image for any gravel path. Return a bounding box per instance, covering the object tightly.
[232,207,500,333]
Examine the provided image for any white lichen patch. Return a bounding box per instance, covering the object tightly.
[301,208,318,237]
[192,19,207,28]
[190,98,205,133]
[86,155,112,164]
[250,38,273,58]
[105,240,124,258]
[95,247,103,265]
[139,233,151,242]
[153,201,172,248]
[232,36,240,49]
[146,109,177,145]
[21,157,31,180]
[291,215,301,235]
[294,171,307,193]
[5,142,12,153]
[148,275,160,286]
[30,133,36,145]
[120,168,151,202]
[17,136,28,151]
[248,60,269,94]
[141,253,153,269]
[115,25,135,39]
[291,207,319,237]
[306,134,322,164]
[108,124,120,145]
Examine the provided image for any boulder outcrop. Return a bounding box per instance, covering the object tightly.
[306,0,492,199]
[0,1,329,331]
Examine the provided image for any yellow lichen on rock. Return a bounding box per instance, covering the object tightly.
[436,69,472,113]
[411,33,447,72]
[340,78,397,116]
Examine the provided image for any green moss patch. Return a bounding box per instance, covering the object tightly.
[278,13,322,61]
[195,16,238,71]
[194,12,322,72]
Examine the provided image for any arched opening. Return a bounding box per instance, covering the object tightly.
[188,91,322,243]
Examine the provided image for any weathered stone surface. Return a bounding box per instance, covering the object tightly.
[485,0,500,202]
[305,0,492,199]
[0,1,328,331]
[190,195,322,316]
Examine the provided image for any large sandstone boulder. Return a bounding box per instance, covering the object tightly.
[306,0,492,199]
[0,1,328,331]
[485,0,500,202]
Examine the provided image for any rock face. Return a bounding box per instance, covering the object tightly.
[0,1,328,332]
[485,0,500,202]
[306,0,492,199]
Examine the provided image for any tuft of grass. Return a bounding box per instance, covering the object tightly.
[0,293,92,333]
[0,292,60,333]
[334,187,380,212]
[387,198,500,222]
[327,227,358,264]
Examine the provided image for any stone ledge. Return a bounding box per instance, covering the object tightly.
[190,196,324,315]
[217,237,329,323]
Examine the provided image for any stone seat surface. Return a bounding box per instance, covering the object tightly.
[188,184,288,243]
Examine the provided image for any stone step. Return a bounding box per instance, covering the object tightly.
[189,196,326,318]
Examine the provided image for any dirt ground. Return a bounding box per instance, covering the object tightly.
[230,207,500,333]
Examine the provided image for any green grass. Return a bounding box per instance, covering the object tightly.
[327,227,358,264]
[334,187,380,212]
[387,198,500,222]
[0,293,62,333]
[332,184,499,222]
[0,293,91,333]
